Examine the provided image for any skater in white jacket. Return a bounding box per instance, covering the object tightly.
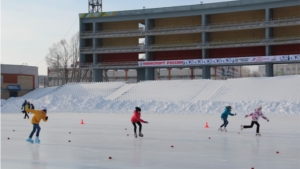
[241,106,269,136]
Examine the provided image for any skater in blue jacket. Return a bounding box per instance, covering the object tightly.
[218,106,236,132]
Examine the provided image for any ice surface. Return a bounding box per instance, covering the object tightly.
[1,113,299,169]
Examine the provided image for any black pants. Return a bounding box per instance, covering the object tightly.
[244,121,260,133]
[23,111,29,119]
[132,122,142,133]
[220,119,229,127]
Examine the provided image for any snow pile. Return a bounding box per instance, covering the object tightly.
[21,86,59,99]
[1,76,299,115]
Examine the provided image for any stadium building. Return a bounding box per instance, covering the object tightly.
[79,0,300,82]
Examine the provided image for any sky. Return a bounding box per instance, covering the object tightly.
[1,0,233,75]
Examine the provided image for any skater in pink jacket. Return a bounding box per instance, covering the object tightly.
[241,106,269,136]
[131,107,148,138]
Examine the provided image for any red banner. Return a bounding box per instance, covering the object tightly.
[138,60,184,66]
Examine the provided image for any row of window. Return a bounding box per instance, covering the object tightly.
[280,68,300,71]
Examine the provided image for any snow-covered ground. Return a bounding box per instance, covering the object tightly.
[1,75,300,115]
[1,113,299,169]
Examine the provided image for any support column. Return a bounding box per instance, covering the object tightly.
[79,20,85,65]
[190,68,194,79]
[137,68,146,82]
[265,63,274,77]
[92,22,99,65]
[167,68,172,80]
[265,9,274,77]
[93,69,103,82]
[265,8,273,56]
[144,19,155,81]
[202,14,211,79]
[125,69,129,81]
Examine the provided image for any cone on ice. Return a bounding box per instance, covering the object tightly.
[80,119,84,124]
[205,122,209,128]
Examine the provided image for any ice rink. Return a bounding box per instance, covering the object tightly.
[1,113,300,169]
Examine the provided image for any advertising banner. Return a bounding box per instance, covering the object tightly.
[184,58,234,65]
[138,55,299,67]
[138,60,184,67]
[277,55,289,61]
[289,54,300,61]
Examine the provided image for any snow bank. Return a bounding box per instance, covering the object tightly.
[1,76,299,116]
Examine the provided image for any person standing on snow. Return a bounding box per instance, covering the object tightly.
[218,106,236,132]
[21,100,30,119]
[241,106,269,136]
[30,102,35,109]
[25,106,48,143]
[131,107,148,138]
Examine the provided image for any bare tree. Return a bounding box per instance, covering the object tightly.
[252,70,260,77]
[241,67,251,77]
[69,33,80,82]
[46,32,84,84]
[46,39,72,84]
[103,71,109,82]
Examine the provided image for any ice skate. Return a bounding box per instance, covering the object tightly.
[240,125,244,131]
[223,128,227,132]
[256,133,261,136]
[26,138,33,143]
[134,133,137,138]
[35,137,40,144]
[139,132,144,137]
[218,127,223,131]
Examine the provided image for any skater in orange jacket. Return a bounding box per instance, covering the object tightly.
[25,106,48,143]
[131,107,148,138]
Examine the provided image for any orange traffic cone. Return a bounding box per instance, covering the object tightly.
[205,122,209,128]
[80,119,84,124]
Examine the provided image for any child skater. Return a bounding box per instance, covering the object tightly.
[26,106,48,143]
[218,106,236,132]
[131,107,148,138]
[241,106,269,136]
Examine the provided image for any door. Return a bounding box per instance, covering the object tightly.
[9,91,18,97]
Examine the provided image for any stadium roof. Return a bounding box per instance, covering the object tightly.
[79,0,292,18]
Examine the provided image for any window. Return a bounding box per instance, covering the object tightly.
[0,75,3,83]
[286,68,290,71]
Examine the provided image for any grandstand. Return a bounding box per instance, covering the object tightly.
[18,76,300,103]
[79,0,300,82]
[2,75,299,114]
[47,81,125,98]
